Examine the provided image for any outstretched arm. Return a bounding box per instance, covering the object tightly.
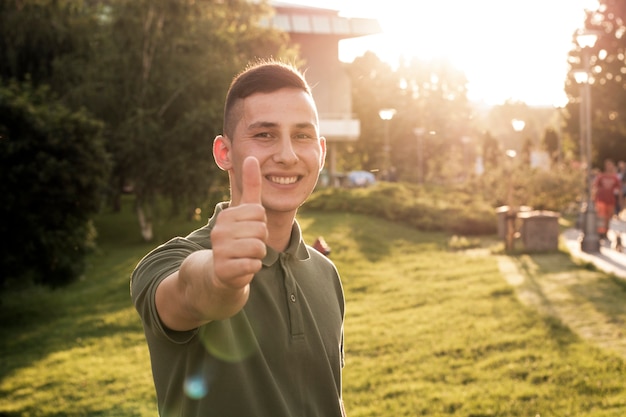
[154,157,267,331]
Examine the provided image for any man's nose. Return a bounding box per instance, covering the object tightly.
[273,137,298,164]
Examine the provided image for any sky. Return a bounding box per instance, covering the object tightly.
[282,0,600,107]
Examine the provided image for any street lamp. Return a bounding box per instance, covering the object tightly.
[511,118,525,165]
[511,118,525,134]
[379,108,396,174]
[576,29,600,253]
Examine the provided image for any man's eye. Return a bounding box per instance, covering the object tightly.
[254,132,273,138]
[295,133,315,140]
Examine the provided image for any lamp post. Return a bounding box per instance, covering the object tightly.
[553,94,569,165]
[505,118,523,252]
[379,108,396,175]
[413,127,425,183]
[511,118,525,162]
[573,70,588,168]
[505,149,517,251]
[461,136,471,180]
[575,29,600,253]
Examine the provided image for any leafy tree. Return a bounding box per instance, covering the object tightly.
[394,57,472,182]
[0,1,110,288]
[481,131,501,171]
[0,80,109,289]
[565,0,626,167]
[345,51,397,172]
[484,101,531,152]
[543,127,559,163]
[0,0,102,99]
[87,0,295,240]
[347,53,473,182]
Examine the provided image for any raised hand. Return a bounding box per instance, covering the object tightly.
[210,156,268,289]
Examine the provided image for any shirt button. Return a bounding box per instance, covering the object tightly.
[290,294,296,303]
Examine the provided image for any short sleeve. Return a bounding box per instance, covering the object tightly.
[130,237,204,343]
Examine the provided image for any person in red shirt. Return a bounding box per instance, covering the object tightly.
[593,158,623,238]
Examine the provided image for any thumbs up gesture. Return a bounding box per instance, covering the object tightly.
[210,157,268,290]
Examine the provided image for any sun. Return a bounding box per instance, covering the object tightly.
[332,0,597,106]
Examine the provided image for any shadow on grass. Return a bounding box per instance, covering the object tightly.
[0,246,146,380]
[527,251,626,319]
[509,250,626,357]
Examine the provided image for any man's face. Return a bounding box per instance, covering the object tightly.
[219,88,326,215]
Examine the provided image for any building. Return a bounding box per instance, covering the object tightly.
[263,2,381,183]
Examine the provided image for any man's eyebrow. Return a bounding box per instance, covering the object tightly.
[295,122,316,129]
[247,121,316,129]
[248,121,278,129]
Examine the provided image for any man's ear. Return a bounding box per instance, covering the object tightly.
[213,135,232,171]
[319,136,327,171]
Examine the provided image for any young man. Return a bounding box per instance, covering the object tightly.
[131,61,346,416]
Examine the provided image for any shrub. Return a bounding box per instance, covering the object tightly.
[0,80,110,289]
[304,182,498,236]
[305,165,581,237]
[465,163,583,213]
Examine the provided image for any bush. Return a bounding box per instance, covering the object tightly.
[304,182,498,236]
[305,165,582,237]
[465,163,583,213]
[0,80,110,289]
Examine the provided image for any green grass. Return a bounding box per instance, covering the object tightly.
[1,204,625,416]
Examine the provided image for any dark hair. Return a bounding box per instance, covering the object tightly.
[223,60,312,138]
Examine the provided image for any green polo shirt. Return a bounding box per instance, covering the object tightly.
[131,203,345,417]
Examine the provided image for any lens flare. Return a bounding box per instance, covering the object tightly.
[184,375,208,400]
[199,313,258,362]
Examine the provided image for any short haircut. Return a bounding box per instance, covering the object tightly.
[223,60,313,138]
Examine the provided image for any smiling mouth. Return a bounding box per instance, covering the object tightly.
[268,175,299,185]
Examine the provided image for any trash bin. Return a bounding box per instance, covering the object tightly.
[517,210,560,251]
[496,206,510,240]
[496,205,532,240]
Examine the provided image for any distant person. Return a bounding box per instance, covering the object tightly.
[616,160,626,216]
[593,158,623,239]
[131,61,346,416]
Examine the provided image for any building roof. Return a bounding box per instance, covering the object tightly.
[264,2,381,39]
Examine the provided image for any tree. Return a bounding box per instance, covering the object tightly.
[346,53,473,182]
[345,52,397,172]
[88,0,295,241]
[543,127,559,163]
[0,0,97,86]
[394,57,472,182]
[0,80,109,289]
[0,1,110,288]
[481,131,501,171]
[564,0,626,167]
[0,0,297,287]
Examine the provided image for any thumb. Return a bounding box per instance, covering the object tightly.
[240,156,262,205]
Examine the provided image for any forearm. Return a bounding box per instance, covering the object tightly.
[155,250,250,331]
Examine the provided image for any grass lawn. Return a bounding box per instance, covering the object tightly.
[1,204,625,416]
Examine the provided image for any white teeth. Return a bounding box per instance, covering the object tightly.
[269,176,298,185]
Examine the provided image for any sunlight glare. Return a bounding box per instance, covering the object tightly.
[285,0,599,106]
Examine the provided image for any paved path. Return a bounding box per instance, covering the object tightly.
[496,229,626,359]
[562,228,626,280]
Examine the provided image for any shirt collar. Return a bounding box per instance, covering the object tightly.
[263,219,310,266]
